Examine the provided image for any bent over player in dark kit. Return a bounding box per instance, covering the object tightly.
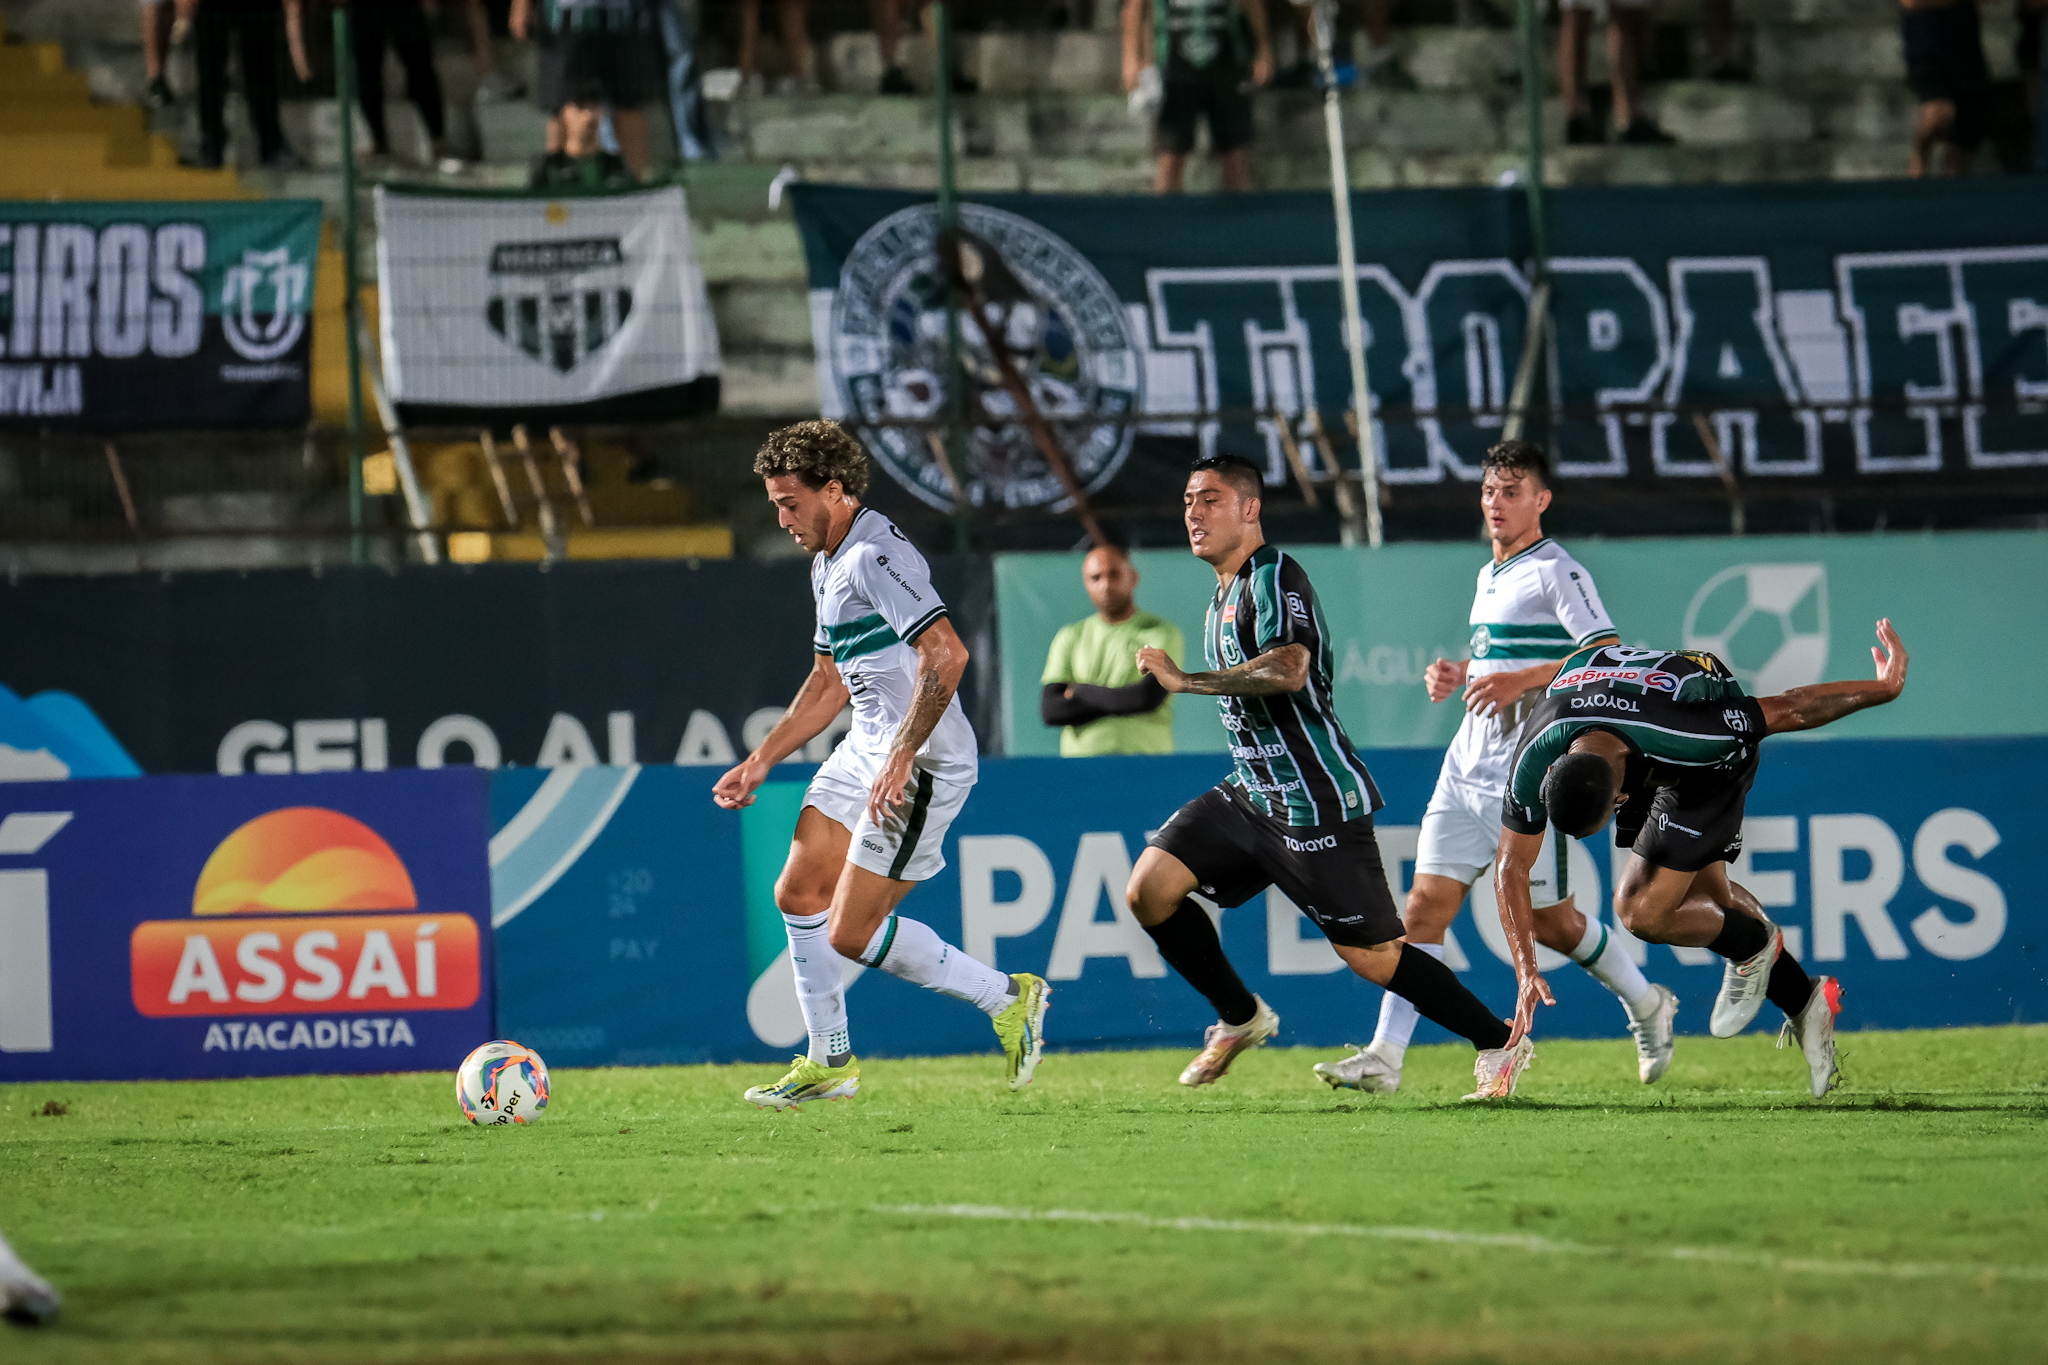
[1490,623,1910,1097]
[1125,456,1535,1102]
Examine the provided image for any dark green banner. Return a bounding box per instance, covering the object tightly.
[0,199,322,429]
[790,180,2047,513]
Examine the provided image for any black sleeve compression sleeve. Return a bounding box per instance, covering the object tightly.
[1066,677,1169,717]
[1041,682,1107,728]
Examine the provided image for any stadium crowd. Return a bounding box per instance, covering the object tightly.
[126,0,2047,183]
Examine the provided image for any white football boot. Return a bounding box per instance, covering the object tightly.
[1709,921,1782,1037]
[1313,1043,1402,1094]
[1628,984,1679,1083]
[1463,1036,1535,1102]
[1777,976,1843,1098]
[0,1231,59,1327]
[1179,997,1279,1086]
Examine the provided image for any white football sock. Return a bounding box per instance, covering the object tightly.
[783,912,850,1063]
[1570,915,1661,1020]
[1368,941,1442,1064]
[861,914,1015,1016]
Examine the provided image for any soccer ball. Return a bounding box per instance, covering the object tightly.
[456,1040,550,1126]
[1681,563,1829,696]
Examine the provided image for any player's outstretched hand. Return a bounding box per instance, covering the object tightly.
[1873,617,1908,699]
[865,749,915,826]
[712,757,765,810]
[1424,656,1466,703]
[1135,646,1188,693]
[1507,966,1555,1049]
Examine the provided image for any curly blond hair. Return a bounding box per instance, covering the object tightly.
[753,420,871,499]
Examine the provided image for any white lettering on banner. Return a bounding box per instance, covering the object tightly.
[235,931,287,1003]
[1730,816,1803,959]
[1808,814,1910,961]
[673,710,737,767]
[1908,808,2006,961]
[1,222,210,362]
[1047,834,1166,981]
[217,718,393,774]
[202,1017,417,1052]
[168,935,231,1004]
[416,715,502,769]
[1125,246,2048,479]
[0,363,83,416]
[958,835,1056,967]
[537,712,601,768]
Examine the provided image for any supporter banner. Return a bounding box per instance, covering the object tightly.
[0,556,998,777]
[0,199,320,428]
[790,181,2048,511]
[0,770,493,1082]
[375,185,720,425]
[997,529,2046,755]
[491,739,2046,1066]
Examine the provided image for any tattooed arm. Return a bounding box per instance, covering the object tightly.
[865,616,969,823]
[1135,643,1309,696]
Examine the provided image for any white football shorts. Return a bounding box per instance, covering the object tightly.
[803,741,971,884]
[1415,774,1572,908]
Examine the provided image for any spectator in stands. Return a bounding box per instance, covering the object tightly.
[1040,544,1185,757]
[141,0,176,109]
[1901,0,1989,176]
[1122,0,1274,192]
[346,0,464,172]
[2022,0,2047,171]
[173,0,311,169]
[1558,0,1673,145]
[737,0,815,94]
[878,0,978,94]
[1701,0,1748,81]
[510,0,663,177]
[529,79,642,185]
[1272,0,1414,92]
[659,0,717,160]
[462,0,526,100]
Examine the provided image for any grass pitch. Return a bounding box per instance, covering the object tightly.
[6,1027,2048,1365]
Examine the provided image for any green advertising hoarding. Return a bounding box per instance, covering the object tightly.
[999,530,2045,755]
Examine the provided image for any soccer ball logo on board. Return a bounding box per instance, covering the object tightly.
[829,204,1143,513]
[1682,563,1829,696]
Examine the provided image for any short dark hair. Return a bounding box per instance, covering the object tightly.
[1189,453,1265,506]
[754,420,871,499]
[1482,440,1550,488]
[1542,751,1618,838]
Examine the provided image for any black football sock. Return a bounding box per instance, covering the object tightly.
[1387,943,1511,1052]
[1765,950,1816,1017]
[1143,900,1258,1027]
[1706,909,1771,961]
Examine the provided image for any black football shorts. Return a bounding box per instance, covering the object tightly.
[1617,747,1761,873]
[1148,785,1403,949]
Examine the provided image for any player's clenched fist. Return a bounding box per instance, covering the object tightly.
[711,757,766,810]
[1424,656,1467,704]
[1135,646,1188,693]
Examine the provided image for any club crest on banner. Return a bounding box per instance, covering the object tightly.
[221,247,309,362]
[485,232,635,374]
[828,204,1143,512]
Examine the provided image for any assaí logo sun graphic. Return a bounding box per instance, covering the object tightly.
[128,807,480,1054]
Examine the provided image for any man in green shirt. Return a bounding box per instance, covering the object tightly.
[1041,545,1184,756]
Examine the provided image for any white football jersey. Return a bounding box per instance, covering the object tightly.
[1438,537,1614,795]
[811,506,977,784]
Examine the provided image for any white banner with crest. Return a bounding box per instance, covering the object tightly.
[375,186,719,422]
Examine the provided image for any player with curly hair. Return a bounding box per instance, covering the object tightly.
[713,421,1049,1107]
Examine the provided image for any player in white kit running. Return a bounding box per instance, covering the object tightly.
[713,422,1049,1107]
[1316,441,1679,1094]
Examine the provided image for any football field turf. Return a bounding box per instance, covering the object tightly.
[6,1026,2047,1364]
